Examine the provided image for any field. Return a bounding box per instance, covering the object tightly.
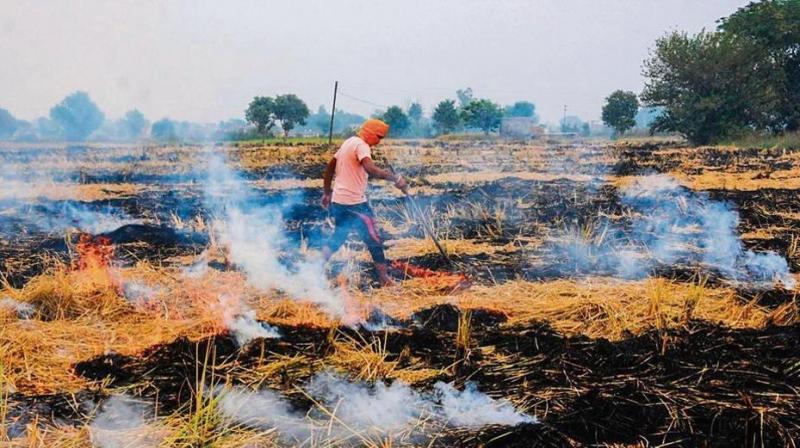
[1,138,799,447]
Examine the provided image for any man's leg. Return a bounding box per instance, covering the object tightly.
[351,204,393,286]
[323,204,351,261]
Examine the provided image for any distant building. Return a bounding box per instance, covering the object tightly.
[500,117,544,138]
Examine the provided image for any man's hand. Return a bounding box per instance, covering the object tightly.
[394,175,408,193]
[321,192,332,209]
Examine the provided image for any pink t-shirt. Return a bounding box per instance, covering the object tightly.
[332,136,372,205]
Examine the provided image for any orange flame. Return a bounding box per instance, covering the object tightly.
[391,260,471,291]
[73,234,114,271]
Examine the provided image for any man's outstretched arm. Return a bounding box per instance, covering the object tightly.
[361,157,408,192]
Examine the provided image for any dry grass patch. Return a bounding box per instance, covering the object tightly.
[361,277,780,341]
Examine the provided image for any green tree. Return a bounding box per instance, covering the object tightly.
[408,102,423,123]
[273,94,310,138]
[49,91,105,141]
[460,99,503,134]
[602,90,639,136]
[0,107,19,139]
[718,0,800,131]
[641,31,767,144]
[456,87,474,107]
[432,99,460,134]
[311,105,331,134]
[560,115,585,133]
[504,101,537,120]
[121,109,148,139]
[245,96,276,135]
[151,118,177,141]
[380,106,410,137]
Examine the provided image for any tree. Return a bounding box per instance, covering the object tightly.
[273,94,310,138]
[311,105,331,134]
[459,99,503,134]
[602,90,639,136]
[380,106,410,137]
[456,87,474,107]
[408,103,423,123]
[432,99,460,134]
[120,109,148,139]
[718,0,800,131]
[0,107,19,139]
[635,107,664,129]
[245,96,276,135]
[641,31,767,144]
[505,101,537,120]
[561,115,586,133]
[49,91,105,141]
[151,118,177,141]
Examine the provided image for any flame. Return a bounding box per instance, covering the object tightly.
[391,260,471,292]
[74,234,114,271]
[71,233,125,297]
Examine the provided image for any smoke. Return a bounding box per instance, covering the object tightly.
[216,385,312,442]
[0,297,35,319]
[0,149,141,235]
[33,202,141,234]
[217,372,534,444]
[122,281,162,306]
[433,381,535,427]
[203,153,350,320]
[89,395,162,448]
[180,250,209,278]
[214,295,281,345]
[550,174,795,288]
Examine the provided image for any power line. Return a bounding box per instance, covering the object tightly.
[337,91,389,109]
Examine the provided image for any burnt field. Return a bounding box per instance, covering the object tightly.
[2,139,800,447]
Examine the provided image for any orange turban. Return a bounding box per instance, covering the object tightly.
[358,119,389,145]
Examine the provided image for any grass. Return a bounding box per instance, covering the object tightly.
[723,131,800,150]
[233,136,341,146]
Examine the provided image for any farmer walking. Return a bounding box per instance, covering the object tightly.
[321,118,407,286]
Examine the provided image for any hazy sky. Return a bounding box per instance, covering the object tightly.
[1,0,748,124]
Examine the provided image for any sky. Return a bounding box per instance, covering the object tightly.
[1,0,749,125]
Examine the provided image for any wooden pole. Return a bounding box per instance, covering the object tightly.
[328,81,338,145]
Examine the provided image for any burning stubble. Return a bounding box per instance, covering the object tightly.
[203,152,362,323]
[549,174,795,289]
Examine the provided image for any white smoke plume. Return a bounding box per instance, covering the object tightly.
[0,152,141,235]
[204,153,350,320]
[551,174,795,288]
[215,295,281,346]
[180,250,209,278]
[433,381,536,427]
[217,372,534,444]
[0,297,35,319]
[122,281,162,306]
[89,395,162,448]
[216,385,312,442]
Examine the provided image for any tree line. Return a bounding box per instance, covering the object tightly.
[601,0,799,144]
[243,87,541,139]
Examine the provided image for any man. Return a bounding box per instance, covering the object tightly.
[321,118,407,286]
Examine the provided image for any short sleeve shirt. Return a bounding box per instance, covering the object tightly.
[332,136,371,205]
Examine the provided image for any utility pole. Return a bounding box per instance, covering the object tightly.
[562,104,567,131]
[328,81,338,145]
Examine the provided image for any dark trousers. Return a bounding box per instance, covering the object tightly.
[325,202,386,264]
